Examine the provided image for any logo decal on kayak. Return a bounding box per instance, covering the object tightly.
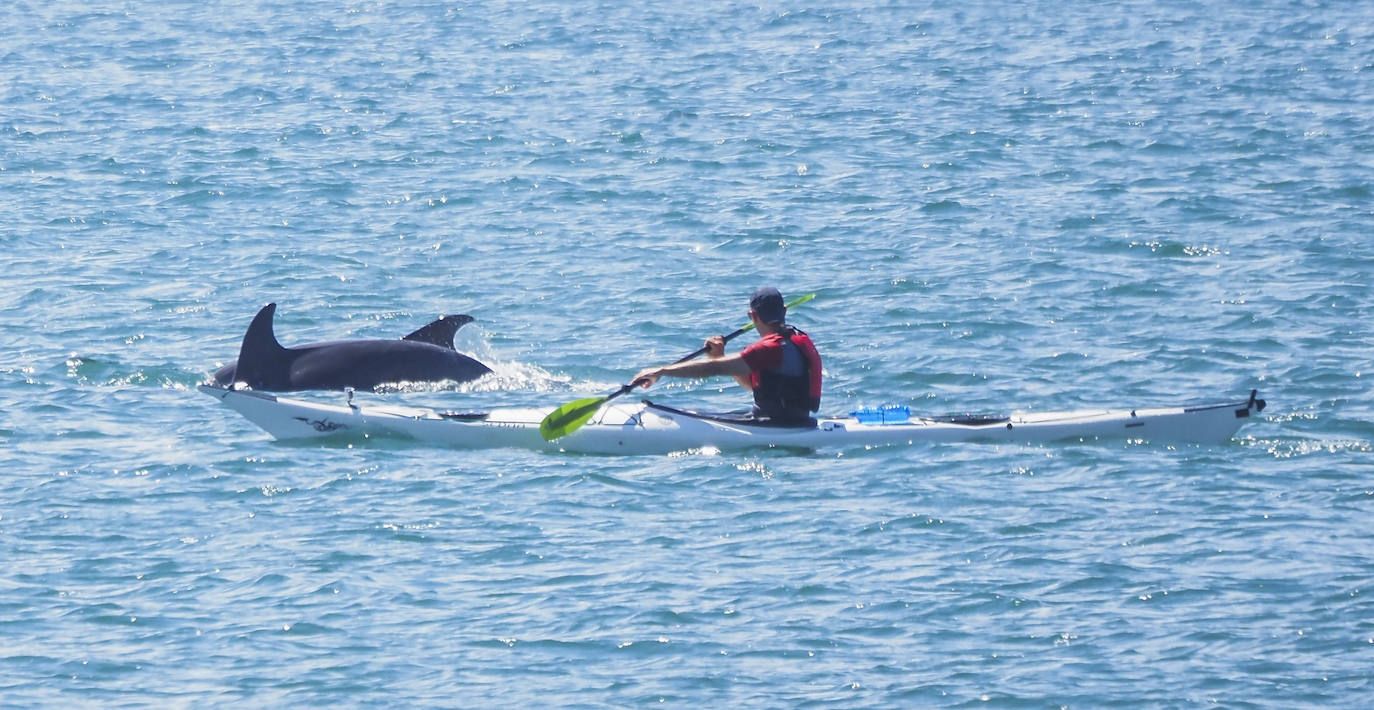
[293,416,348,433]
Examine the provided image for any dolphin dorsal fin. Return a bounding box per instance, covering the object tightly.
[403,314,474,350]
[232,303,290,387]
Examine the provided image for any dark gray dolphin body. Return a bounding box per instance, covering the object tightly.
[213,303,493,391]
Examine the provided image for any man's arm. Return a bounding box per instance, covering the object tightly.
[634,354,752,390]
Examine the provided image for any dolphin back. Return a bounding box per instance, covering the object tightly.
[288,339,492,391]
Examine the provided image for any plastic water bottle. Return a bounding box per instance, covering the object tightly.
[849,404,910,424]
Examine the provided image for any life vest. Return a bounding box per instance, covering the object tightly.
[750,327,822,421]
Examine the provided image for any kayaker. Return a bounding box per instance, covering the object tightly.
[634,286,823,422]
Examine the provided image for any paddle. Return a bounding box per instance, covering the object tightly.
[539,292,816,441]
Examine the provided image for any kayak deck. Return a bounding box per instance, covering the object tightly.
[199,385,1266,454]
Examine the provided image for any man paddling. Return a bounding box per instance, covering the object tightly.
[634,286,823,422]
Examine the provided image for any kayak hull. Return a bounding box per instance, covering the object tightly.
[199,385,1266,454]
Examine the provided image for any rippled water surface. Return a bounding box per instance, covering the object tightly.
[3,1,1372,706]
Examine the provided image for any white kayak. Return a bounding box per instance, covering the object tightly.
[199,384,1266,455]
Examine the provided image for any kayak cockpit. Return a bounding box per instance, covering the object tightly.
[641,400,818,430]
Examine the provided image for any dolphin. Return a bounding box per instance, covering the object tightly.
[213,303,493,391]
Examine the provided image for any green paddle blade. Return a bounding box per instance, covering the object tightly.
[787,292,815,310]
[539,395,610,441]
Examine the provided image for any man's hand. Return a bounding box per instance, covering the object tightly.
[704,335,726,358]
[633,368,662,389]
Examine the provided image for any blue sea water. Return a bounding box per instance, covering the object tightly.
[3,0,1373,706]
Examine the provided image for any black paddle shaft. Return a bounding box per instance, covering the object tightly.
[670,324,752,364]
[623,323,754,391]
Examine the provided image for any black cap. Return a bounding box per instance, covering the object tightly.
[749,286,786,324]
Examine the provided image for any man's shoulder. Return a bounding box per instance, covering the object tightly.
[744,333,786,352]
[740,334,784,368]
